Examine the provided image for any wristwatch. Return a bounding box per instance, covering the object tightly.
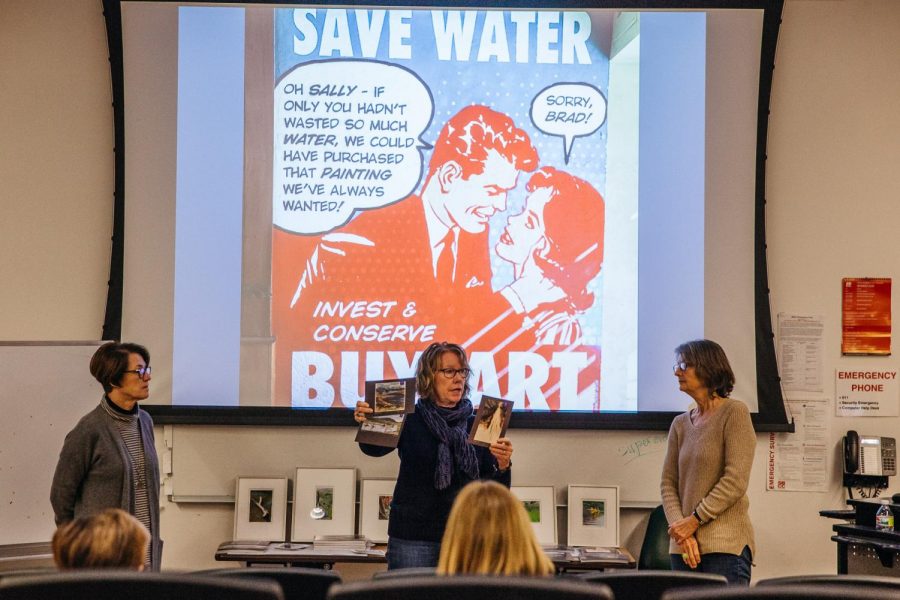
[692,509,705,524]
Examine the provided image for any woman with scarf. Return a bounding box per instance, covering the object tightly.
[355,341,513,570]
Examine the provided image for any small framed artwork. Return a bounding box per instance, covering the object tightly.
[359,478,397,543]
[511,486,557,546]
[468,395,513,447]
[291,468,356,541]
[233,477,288,542]
[567,485,619,547]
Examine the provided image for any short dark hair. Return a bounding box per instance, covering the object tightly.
[90,342,150,394]
[416,342,470,402]
[675,339,735,398]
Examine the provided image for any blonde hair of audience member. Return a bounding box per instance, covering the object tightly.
[52,508,149,570]
[438,481,554,576]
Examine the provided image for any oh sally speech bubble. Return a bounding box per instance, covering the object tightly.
[274,59,434,235]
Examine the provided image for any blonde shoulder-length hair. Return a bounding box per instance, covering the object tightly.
[438,480,554,576]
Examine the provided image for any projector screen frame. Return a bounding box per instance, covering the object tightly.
[101,0,792,432]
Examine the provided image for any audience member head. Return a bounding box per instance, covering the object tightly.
[438,480,554,576]
[52,508,149,570]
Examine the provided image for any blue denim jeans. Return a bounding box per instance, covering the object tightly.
[670,545,752,585]
[386,537,441,570]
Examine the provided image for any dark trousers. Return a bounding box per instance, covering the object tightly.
[670,545,752,585]
[386,537,441,570]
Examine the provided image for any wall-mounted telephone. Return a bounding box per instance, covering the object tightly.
[843,430,897,477]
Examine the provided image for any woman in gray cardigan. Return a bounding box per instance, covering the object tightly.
[50,342,162,570]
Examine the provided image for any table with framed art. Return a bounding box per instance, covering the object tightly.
[226,473,634,570]
[215,541,388,569]
[214,541,635,571]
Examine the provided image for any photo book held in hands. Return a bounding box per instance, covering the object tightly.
[468,395,513,447]
[355,378,416,448]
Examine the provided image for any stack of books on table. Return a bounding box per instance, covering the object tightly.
[541,545,574,561]
[312,534,370,552]
[576,547,631,563]
[540,546,630,563]
[218,541,270,552]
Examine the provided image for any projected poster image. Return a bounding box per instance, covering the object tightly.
[267,9,703,411]
[124,3,731,416]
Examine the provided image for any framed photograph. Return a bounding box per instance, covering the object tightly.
[567,485,619,547]
[291,468,356,541]
[356,378,416,448]
[233,477,288,542]
[468,395,513,447]
[359,478,397,543]
[511,486,557,546]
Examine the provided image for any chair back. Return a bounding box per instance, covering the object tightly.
[638,505,671,570]
[0,567,57,583]
[328,575,612,600]
[756,574,900,590]
[663,583,900,600]
[580,570,726,600]
[197,567,341,600]
[0,570,284,600]
[372,566,436,579]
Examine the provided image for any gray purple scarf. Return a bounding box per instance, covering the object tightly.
[417,397,479,490]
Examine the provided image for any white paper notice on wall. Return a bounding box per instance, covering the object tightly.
[777,313,825,394]
[766,398,829,492]
[835,369,899,416]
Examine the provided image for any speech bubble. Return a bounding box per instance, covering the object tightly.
[530,82,606,164]
[273,59,434,234]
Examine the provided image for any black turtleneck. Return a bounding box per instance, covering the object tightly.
[105,394,138,416]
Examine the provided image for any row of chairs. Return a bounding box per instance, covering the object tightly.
[3,568,900,600]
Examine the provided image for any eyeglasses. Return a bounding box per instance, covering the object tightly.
[437,368,471,379]
[124,366,152,379]
[672,361,691,373]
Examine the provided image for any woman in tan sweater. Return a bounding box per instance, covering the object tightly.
[661,339,756,585]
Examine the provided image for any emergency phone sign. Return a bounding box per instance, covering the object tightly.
[835,369,899,416]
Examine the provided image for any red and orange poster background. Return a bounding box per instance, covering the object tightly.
[842,277,891,355]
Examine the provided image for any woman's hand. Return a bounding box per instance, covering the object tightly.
[678,536,701,569]
[353,400,373,423]
[668,514,700,544]
[490,438,513,471]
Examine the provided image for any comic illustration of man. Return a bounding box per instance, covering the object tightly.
[286,104,539,303]
[270,105,540,406]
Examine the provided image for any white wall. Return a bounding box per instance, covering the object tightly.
[755,0,900,577]
[4,0,900,582]
[0,0,112,340]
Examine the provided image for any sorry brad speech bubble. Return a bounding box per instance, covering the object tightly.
[530,82,606,164]
[273,59,434,234]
